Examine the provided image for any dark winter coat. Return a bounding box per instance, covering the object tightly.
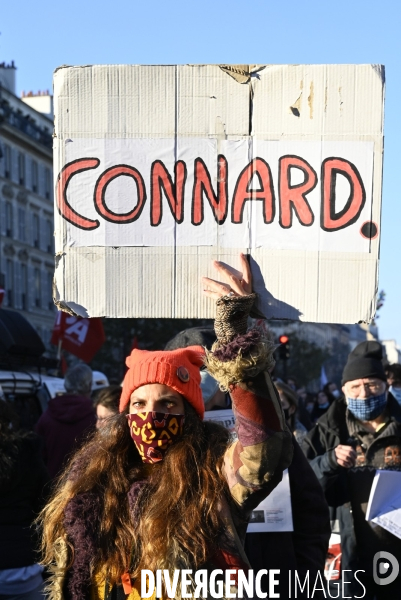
[0,433,49,569]
[35,394,96,478]
[245,437,331,599]
[303,395,401,594]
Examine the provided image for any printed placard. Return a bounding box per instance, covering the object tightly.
[246,469,293,533]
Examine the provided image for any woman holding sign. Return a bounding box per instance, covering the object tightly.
[38,255,292,600]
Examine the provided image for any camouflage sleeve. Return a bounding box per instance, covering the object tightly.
[205,293,293,514]
[224,370,293,513]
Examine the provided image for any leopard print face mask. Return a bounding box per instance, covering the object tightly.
[126,411,185,463]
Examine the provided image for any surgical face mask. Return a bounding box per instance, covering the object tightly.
[346,392,387,421]
[200,370,220,403]
[318,402,330,410]
[389,386,401,405]
[126,411,185,464]
[331,389,341,399]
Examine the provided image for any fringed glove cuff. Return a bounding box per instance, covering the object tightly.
[206,294,276,390]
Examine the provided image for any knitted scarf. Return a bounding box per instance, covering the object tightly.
[63,481,147,600]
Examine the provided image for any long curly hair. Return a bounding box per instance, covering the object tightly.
[38,403,231,585]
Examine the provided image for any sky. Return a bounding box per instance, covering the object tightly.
[1,0,400,343]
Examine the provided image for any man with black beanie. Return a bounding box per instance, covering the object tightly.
[303,340,401,599]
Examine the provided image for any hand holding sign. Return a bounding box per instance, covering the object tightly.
[202,253,252,300]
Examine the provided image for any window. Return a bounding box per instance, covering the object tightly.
[32,213,40,248]
[47,272,53,310]
[45,168,51,200]
[6,260,14,307]
[4,145,11,179]
[18,152,25,186]
[46,220,53,253]
[32,160,38,193]
[21,264,27,310]
[18,207,26,242]
[6,202,13,238]
[34,267,41,308]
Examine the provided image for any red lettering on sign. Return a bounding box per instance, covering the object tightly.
[232,158,275,224]
[191,155,228,225]
[279,156,317,228]
[56,158,100,230]
[150,160,187,226]
[94,165,146,223]
[57,153,370,237]
[321,158,366,231]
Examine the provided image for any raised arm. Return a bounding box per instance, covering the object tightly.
[203,255,293,515]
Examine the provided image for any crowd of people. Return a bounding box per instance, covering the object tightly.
[283,380,341,428]
[1,256,401,600]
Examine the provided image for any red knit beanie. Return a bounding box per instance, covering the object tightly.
[120,346,206,418]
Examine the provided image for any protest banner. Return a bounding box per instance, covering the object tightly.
[53,64,384,322]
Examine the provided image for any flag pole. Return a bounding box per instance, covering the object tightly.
[57,339,63,377]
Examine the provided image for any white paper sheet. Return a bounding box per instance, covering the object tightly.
[246,469,293,533]
[366,470,401,539]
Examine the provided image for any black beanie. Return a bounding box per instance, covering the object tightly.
[342,341,386,385]
[165,327,217,351]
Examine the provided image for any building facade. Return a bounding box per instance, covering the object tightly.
[0,62,55,350]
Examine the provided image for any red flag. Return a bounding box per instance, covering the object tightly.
[51,312,105,363]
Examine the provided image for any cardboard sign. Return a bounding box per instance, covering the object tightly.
[53,64,384,322]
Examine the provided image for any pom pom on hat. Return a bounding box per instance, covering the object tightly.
[120,346,206,418]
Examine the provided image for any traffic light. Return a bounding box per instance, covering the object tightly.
[278,334,290,360]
